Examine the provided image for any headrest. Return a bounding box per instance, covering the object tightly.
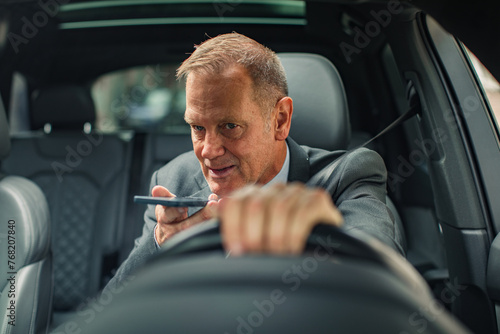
[0,95,11,160]
[32,85,96,130]
[279,53,350,151]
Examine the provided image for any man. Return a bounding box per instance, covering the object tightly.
[105,32,403,290]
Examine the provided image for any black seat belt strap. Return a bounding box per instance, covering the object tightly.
[356,104,419,151]
[355,80,421,151]
[307,81,421,189]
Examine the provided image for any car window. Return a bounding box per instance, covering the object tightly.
[465,49,500,134]
[91,63,189,133]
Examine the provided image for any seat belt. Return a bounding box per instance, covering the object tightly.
[355,80,421,151]
[307,80,421,189]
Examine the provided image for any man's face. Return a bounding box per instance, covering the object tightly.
[184,65,285,197]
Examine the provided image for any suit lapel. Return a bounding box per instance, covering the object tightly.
[192,168,208,192]
[187,171,212,216]
[286,138,310,183]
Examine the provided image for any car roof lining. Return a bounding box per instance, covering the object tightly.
[3,0,497,80]
[0,0,498,130]
[1,0,492,68]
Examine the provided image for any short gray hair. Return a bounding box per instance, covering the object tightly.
[176,32,288,112]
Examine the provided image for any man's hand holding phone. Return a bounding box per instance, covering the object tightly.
[151,185,219,245]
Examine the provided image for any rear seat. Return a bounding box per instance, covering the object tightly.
[1,85,133,326]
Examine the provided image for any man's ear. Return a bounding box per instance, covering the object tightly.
[274,97,293,141]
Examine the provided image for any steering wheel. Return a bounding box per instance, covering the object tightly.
[79,220,467,334]
[156,220,379,260]
[151,219,427,293]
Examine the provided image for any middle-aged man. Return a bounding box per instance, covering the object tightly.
[104,32,403,292]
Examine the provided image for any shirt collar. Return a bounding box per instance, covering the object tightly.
[265,143,290,187]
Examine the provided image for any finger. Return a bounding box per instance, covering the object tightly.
[205,193,220,219]
[314,189,343,227]
[151,185,175,198]
[204,198,220,219]
[241,195,266,253]
[155,204,187,224]
[286,189,322,254]
[220,185,260,255]
[179,200,220,231]
[287,189,343,254]
[220,196,245,256]
[156,202,217,245]
[265,184,302,254]
[151,186,188,223]
[156,191,221,243]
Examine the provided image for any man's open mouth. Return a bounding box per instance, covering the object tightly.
[208,166,235,178]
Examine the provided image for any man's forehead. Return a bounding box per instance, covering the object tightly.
[184,104,245,124]
[186,64,252,88]
[184,109,243,124]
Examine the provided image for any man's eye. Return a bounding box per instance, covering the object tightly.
[192,125,204,131]
[224,123,237,130]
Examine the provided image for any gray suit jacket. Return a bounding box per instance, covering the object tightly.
[104,138,403,292]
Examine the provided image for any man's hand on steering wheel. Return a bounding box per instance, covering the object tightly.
[219,183,344,256]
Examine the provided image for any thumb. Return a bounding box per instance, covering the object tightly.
[151,185,175,198]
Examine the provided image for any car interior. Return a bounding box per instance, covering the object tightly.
[0,0,499,333]
[0,92,53,334]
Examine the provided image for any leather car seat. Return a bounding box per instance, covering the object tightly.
[0,97,53,333]
[2,85,133,327]
[279,53,407,254]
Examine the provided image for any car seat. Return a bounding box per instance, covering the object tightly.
[0,96,53,334]
[1,85,133,327]
[279,53,406,254]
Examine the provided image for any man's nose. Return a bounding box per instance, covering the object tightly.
[201,132,225,159]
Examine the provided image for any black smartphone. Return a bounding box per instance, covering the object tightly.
[133,195,209,207]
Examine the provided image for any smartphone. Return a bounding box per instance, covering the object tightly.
[134,195,209,207]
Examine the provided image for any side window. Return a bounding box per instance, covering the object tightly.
[465,49,500,133]
[91,64,189,133]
